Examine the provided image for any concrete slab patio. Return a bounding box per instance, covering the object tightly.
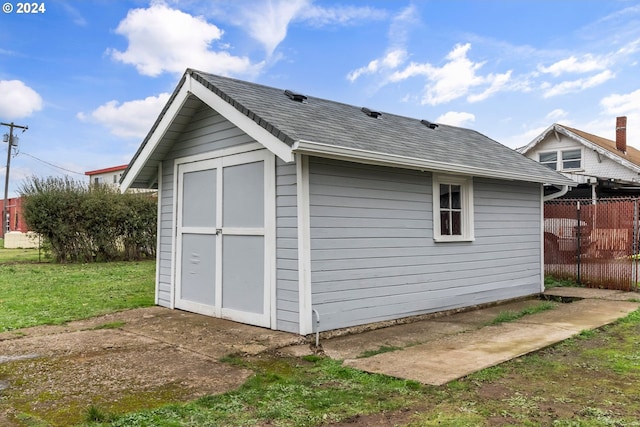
[319,288,639,385]
[1,285,638,427]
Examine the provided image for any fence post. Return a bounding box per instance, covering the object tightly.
[576,200,581,286]
[634,199,639,291]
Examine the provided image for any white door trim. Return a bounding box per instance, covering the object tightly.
[172,146,275,328]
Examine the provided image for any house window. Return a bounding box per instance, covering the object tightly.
[539,152,558,170]
[539,149,582,171]
[561,149,581,170]
[433,174,474,242]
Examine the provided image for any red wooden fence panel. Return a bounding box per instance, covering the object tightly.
[544,198,638,291]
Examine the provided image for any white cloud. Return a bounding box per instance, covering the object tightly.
[61,2,87,26]
[347,49,407,82]
[109,2,255,77]
[600,88,640,147]
[546,109,568,120]
[346,6,416,82]
[78,93,170,139]
[239,0,308,56]
[542,70,614,98]
[387,43,513,106]
[386,5,417,47]
[467,70,512,103]
[436,111,475,128]
[538,54,609,76]
[601,88,640,114]
[0,80,43,119]
[300,3,387,27]
[232,0,387,56]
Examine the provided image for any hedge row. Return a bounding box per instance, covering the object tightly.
[19,176,157,263]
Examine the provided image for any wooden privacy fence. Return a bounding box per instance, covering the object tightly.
[544,198,640,291]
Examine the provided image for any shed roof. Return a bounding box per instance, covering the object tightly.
[122,69,574,190]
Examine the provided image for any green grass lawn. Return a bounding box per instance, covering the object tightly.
[84,310,640,427]
[0,249,155,331]
[0,245,44,263]
[3,246,640,427]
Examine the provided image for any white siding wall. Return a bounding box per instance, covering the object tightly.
[308,158,542,331]
[525,134,639,183]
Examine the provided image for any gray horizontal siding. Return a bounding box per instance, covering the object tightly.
[275,159,299,333]
[308,158,542,331]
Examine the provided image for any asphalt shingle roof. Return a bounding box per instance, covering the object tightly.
[123,69,575,188]
[562,125,640,169]
[192,70,572,185]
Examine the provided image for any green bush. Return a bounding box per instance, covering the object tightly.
[19,176,156,263]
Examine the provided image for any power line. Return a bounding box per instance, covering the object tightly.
[20,152,85,175]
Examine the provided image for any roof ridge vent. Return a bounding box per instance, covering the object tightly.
[284,89,307,103]
[361,107,382,118]
[421,119,439,129]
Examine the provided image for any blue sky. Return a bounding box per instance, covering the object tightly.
[1,0,639,196]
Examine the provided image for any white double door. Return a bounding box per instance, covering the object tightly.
[175,149,273,328]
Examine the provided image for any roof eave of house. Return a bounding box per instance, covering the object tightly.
[85,164,129,176]
[520,123,640,175]
[558,126,640,174]
[517,123,557,155]
[292,139,575,186]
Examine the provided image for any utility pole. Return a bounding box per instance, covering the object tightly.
[1,122,28,238]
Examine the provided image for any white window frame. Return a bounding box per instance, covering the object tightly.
[433,174,474,242]
[539,151,558,171]
[560,148,582,171]
[538,149,583,172]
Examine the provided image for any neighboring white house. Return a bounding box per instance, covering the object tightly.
[121,69,573,335]
[85,164,128,188]
[519,117,640,200]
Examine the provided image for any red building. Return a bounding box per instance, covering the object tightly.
[0,196,29,236]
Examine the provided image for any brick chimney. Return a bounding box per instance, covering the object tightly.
[616,116,627,153]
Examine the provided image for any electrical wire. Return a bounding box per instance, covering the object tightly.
[19,152,85,176]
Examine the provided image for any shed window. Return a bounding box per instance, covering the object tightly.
[433,175,474,242]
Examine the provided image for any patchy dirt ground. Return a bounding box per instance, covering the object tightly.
[0,307,303,426]
[2,296,639,427]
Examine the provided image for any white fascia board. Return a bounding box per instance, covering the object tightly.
[292,140,574,186]
[187,75,294,163]
[121,81,191,192]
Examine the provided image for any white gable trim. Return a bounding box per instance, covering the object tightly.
[518,124,556,154]
[521,124,640,175]
[121,73,294,192]
[187,75,294,164]
[121,81,191,192]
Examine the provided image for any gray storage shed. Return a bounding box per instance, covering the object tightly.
[121,69,574,335]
